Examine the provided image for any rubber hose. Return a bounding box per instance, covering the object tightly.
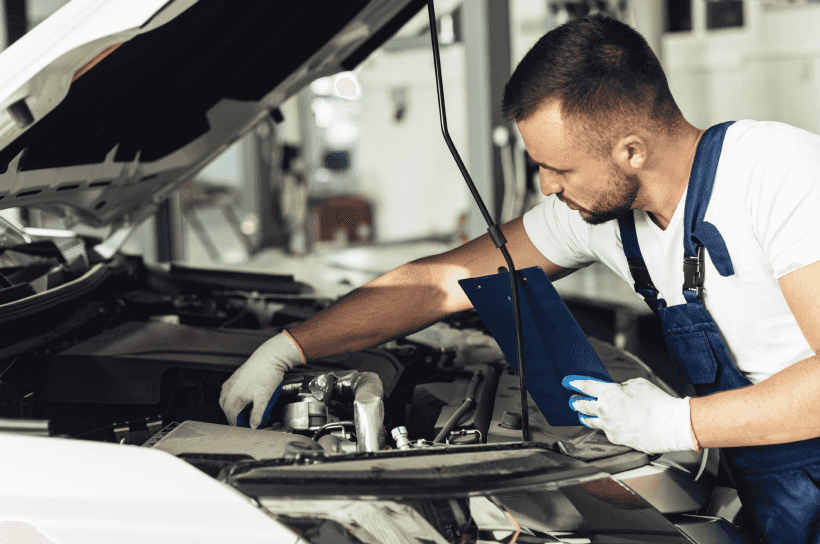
[433,400,474,443]
[433,371,482,443]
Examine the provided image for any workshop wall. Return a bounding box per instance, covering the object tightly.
[664,1,820,134]
[354,44,470,243]
[27,0,69,27]
[8,0,820,266]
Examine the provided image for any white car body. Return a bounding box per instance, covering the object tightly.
[0,433,299,543]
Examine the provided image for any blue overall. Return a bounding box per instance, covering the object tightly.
[617,122,820,543]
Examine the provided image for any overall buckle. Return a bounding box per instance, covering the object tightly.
[627,257,659,297]
[683,246,705,298]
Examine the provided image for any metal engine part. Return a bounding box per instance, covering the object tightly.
[412,364,497,443]
[0,418,50,436]
[309,371,385,452]
[282,394,327,431]
[145,420,322,459]
[354,395,385,452]
[44,322,404,406]
[317,434,357,455]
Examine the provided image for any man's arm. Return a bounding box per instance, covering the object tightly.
[690,260,820,448]
[288,215,575,360]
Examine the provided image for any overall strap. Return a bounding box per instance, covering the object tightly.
[682,121,736,295]
[618,211,660,303]
[618,121,736,306]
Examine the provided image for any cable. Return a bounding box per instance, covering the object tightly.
[0,356,19,382]
[311,420,356,442]
[426,0,530,441]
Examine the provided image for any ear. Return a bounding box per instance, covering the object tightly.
[612,134,647,172]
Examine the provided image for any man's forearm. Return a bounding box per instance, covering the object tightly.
[690,353,820,448]
[287,260,462,360]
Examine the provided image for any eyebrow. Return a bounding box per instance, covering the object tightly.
[527,156,571,174]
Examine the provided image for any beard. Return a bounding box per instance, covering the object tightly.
[573,161,640,226]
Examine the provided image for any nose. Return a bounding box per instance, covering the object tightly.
[540,175,563,197]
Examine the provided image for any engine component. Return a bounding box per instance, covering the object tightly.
[486,336,676,466]
[499,410,522,430]
[0,418,50,436]
[433,370,482,443]
[613,448,719,515]
[705,486,744,527]
[312,421,356,442]
[283,394,327,430]
[411,439,445,449]
[444,429,481,445]
[113,416,164,445]
[145,420,321,460]
[354,394,384,453]
[320,374,336,406]
[412,364,498,443]
[282,440,324,457]
[317,434,357,455]
[157,264,308,295]
[487,370,633,462]
[309,371,385,452]
[402,321,505,367]
[391,426,411,450]
[44,321,404,405]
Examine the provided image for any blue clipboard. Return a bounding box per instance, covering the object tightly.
[458,266,613,426]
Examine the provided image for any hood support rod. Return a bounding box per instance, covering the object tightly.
[426,0,530,442]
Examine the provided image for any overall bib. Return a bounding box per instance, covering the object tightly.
[617,122,820,543]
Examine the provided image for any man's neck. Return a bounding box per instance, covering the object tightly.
[641,124,706,231]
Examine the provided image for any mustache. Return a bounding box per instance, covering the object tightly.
[556,193,580,209]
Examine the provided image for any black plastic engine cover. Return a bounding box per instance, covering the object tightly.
[410,364,498,443]
[486,336,671,472]
[44,321,403,404]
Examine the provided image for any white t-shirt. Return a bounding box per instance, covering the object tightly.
[523,120,820,384]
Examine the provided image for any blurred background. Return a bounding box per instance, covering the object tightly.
[0,0,817,392]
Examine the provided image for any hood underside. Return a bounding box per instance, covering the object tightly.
[0,0,424,227]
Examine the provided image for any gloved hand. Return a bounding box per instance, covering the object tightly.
[562,374,695,454]
[220,332,304,428]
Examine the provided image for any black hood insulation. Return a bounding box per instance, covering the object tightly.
[0,0,423,173]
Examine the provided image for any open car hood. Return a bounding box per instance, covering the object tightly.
[0,0,424,227]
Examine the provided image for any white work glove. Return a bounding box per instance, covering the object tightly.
[563,375,695,454]
[220,332,304,428]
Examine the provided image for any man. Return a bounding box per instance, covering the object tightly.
[221,14,820,543]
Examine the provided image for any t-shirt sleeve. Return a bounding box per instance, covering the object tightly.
[747,126,820,279]
[522,195,596,268]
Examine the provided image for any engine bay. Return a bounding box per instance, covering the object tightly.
[0,246,754,543]
[0,249,663,466]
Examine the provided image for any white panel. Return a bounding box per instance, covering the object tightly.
[355,46,469,242]
[663,1,820,132]
[29,0,72,28]
[0,433,299,544]
[198,136,245,187]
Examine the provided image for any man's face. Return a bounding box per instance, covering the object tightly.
[517,102,639,226]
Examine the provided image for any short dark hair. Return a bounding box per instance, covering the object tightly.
[502,14,682,152]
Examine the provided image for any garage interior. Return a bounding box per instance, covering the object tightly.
[1,1,817,541]
[0,0,810,429]
[8,0,797,399]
